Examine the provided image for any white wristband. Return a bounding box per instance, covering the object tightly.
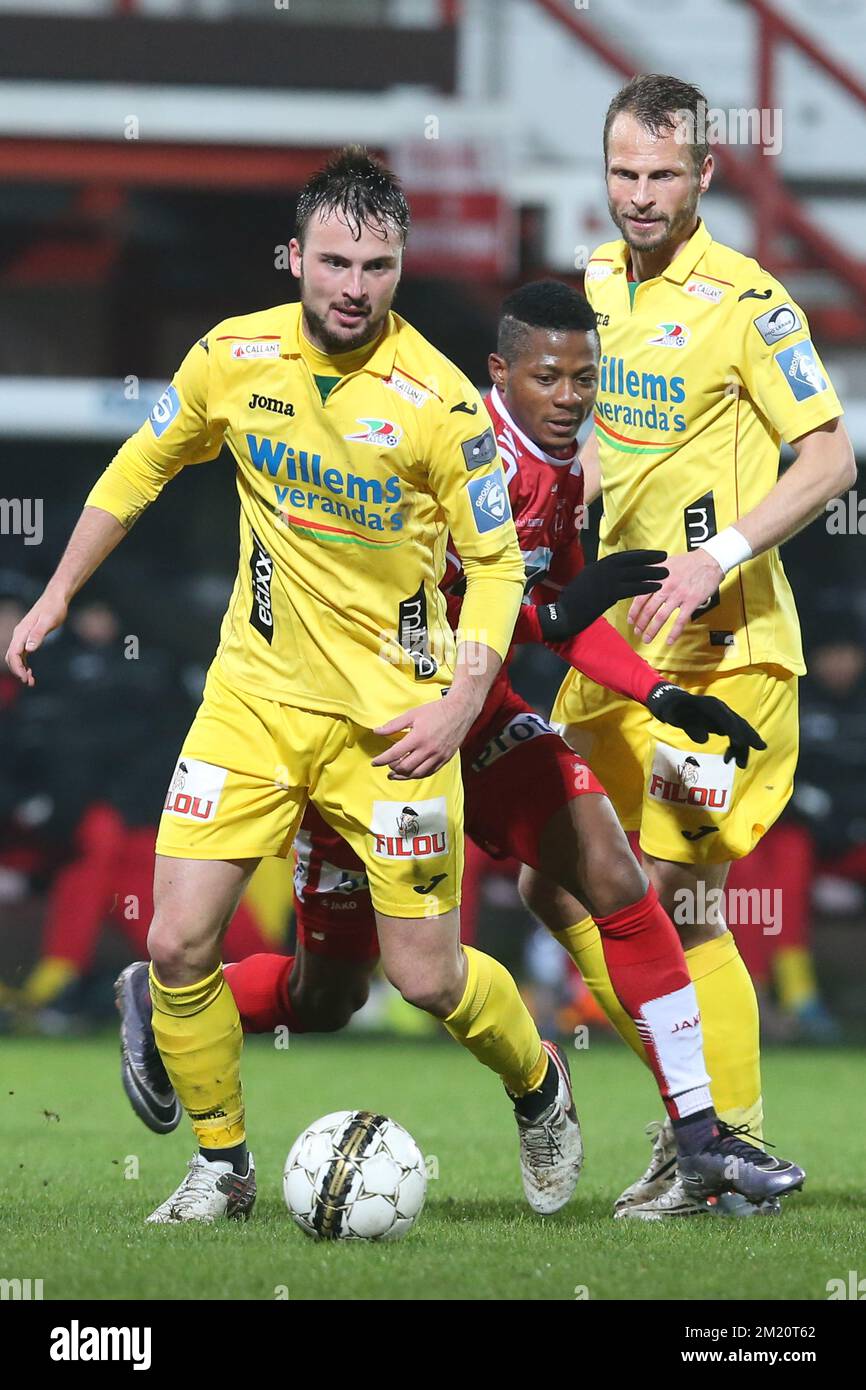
[698,526,752,576]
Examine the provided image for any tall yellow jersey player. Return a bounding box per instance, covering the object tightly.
[522,76,855,1218]
[6,148,585,1223]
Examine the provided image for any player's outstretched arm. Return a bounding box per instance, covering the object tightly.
[536,549,668,642]
[5,506,128,686]
[629,416,856,647]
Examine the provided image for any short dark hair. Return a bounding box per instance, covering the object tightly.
[497,280,597,364]
[603,73,709,173]
[295,144,410,247]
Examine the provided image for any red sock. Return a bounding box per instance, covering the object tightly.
[223,954,307,1034]
[595,886,712,1120]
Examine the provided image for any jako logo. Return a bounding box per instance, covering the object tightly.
[49,1321,152,1371]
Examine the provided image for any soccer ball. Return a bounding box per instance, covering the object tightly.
[283,1109,427,1241]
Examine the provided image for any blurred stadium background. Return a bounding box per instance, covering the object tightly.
[1,0,865,1046]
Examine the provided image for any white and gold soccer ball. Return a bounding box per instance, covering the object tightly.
[283,1110,427,1241]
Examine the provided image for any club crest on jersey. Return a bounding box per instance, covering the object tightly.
[774,340,828,400]
[163,758,228,823]
[149,384,180,437]
[371,798,449,860]
[345,418,403,448]
[649,323,690,348]
[684,279,723,304]
[466,467,510,534]
[648,743,735,813]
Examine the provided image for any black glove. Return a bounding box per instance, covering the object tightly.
[537,550,668,642]
[646,682,767,769]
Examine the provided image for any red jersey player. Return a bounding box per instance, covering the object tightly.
[118,282,803,1214]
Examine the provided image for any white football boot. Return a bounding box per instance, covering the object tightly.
[146,1153,256,1225]
[615,1174,709,1220]
[613,1118,678,1214]
[616,1173,782,1220]
[514,1041,583,1215]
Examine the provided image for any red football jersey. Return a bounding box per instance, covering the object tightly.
[443,384,585,616]
[442,386,588,741]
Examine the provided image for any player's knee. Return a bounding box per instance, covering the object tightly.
[146,919,211,986]
[586,848,648,918]
[387,965,458,1019]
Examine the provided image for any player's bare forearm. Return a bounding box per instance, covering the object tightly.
[48,506,129,603]
[629,418,856,646]
[449,639,503,724]
[735,417,856,555]
[4,506,128,685]
[578,427,601,505]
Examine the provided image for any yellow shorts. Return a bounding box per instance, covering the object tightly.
[551,664,798,865]
[155,666,464,919]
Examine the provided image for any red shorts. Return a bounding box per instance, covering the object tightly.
[293,689,604,962]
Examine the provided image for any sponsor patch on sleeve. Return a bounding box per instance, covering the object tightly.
[149,384,181,438]
[774,339,828,401]
[466,466,511,534]
[461,427,497,471]
[753,302,801,345]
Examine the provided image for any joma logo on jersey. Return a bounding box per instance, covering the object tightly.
[371,798,449,860]
[249,392,294,416]
[648,745,735,813]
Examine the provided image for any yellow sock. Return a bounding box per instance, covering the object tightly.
[685,932,764,1141]
[443,945,547,1097]
[773,946,818,1013]
[551,916,648,1063]
[20,956,79,1007]
[552,918,764,1140]
[149,963,245,1150]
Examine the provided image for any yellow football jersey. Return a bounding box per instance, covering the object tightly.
[87,303,524,725]
[585,219,843,675]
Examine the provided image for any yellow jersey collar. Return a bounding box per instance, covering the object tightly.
[613,219,713,286]
[661,219,713,284]
[280,303,399,378]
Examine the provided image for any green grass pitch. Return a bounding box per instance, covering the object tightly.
[1,1034,861,1301]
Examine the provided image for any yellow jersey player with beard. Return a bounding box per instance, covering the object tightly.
[7,148,584,1224]
[521,77,855,1219]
